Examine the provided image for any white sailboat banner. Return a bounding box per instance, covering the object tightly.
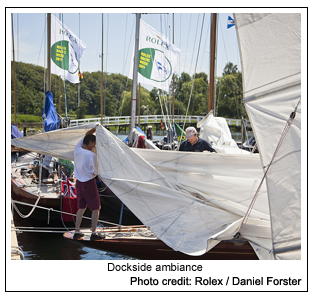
[129,19,181,92]
[51,14,86,84]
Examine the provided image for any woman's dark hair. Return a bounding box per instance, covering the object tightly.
[83,134,96,145]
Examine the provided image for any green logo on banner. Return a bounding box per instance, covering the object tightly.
[51,41,79,74]
[51,41,69,70]
[138,48,172,82]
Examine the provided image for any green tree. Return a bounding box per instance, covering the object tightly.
[216,62,245,119]
[76,100,88,119]
[11,60,245,121]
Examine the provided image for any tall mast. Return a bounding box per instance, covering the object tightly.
[47,13,51,92]
[172,13,175,123]
[77,13,81,109]
[208,13,217,113]
[130,13,141,131]
[58,13,62,115]
[12,14,17,125]
[101,13,104,125]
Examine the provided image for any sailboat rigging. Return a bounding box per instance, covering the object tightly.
[130,13,141,131]
[208,13,217,113]
[11,13,302,260]
[11,13,87,223]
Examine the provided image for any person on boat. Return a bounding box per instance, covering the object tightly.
[42,155,58,179]
[178,126,216,153]
[73,127,103,241]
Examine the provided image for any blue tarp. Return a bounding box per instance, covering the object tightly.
[42,91,61,132]
[123,126,146,143]
[11,125,23,139]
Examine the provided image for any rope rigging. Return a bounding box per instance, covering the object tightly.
[234,98,301,239]
[189,14,201,76]
[218,15,243,119]
[118,17,136,118]
[182,13,205,132]
[12,199,155,239]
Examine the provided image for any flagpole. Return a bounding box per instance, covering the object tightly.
[12,14,17,125]
[130,13,141,132]
[47,13,51,92]
[208,13,217,114]
[58,13,62,115]
[172,13,175,124]
[101,13,104,125]
[61,14,68,118]
[138,83,140,126]
[78,13,81,108]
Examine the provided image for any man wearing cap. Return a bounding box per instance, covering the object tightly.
[179,126,216,152]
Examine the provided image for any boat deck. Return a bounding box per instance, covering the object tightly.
[64,225,258,260]
[11,152,61,200]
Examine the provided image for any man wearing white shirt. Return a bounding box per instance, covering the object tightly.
[73,127,103,241]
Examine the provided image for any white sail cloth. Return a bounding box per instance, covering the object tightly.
[12,123,273,259]
[234,13,301,259]
[11,123,96,161]
[96,125,273,259]
[197,112,250,154]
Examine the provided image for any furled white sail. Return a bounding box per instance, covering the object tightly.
[234,13,301,259]
[197,111,250,154]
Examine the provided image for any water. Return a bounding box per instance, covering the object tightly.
[11,151,138,260]
[11,130,252,260]
[12,212,137,260]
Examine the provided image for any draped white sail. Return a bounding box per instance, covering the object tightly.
[11,13,301,260]
[96,125,272,258]
[12,123,272,259]
[234,13,301,259]
[11,123,96,161]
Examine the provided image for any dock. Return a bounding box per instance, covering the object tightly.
[15,115,252,136]
[11,211,24,260]
[69,115,251,131]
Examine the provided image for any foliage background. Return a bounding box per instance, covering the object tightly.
[11,61,246,122]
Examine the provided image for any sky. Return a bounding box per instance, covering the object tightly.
[9,8,242,91]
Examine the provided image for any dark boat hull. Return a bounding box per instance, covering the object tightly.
[64,226,258,260]
[11,177,64,222]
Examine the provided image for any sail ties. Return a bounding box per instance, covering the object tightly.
[234,98,301,240]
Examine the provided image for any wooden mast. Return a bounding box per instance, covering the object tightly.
[208,13,217,113]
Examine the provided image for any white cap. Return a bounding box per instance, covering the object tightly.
[185,127,197,139]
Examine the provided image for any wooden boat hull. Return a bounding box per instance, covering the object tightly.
[11,151,136,223]
[11,177,64,222]
[63,226,258,260]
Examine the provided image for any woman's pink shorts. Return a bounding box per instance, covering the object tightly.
[76,178,101,211]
